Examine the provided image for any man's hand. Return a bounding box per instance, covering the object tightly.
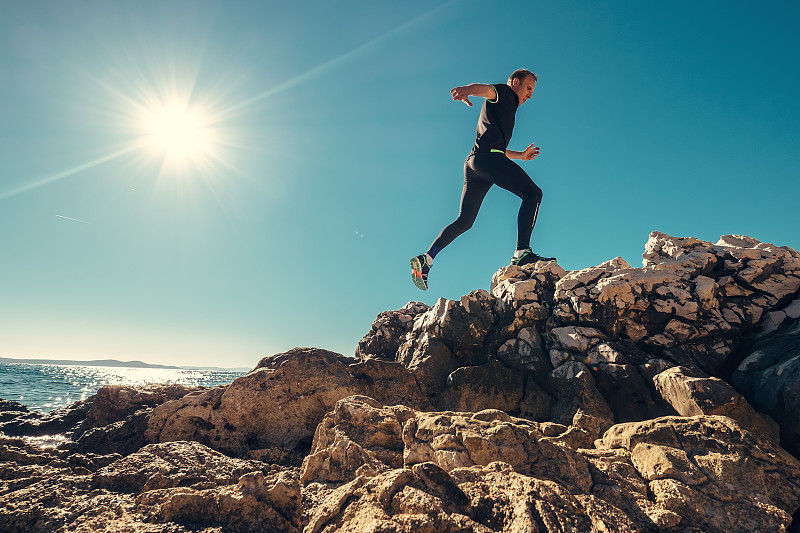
[520,143,540,161]
[451,83,496,107]
[451,85,474,106]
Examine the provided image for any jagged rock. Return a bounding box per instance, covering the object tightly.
[85,384,201,429]
[456,462,644,532]
[396,333,460,399]
[73,409,152,456]
[652,365,780,442]
[732,308,800,456]
[490,261,566,338]
[0,399,30,423]
[548,362,615,447]
[495,326,550,375]
[362,293,501,402]
[60,384,203,456]
[356,301,431,360]
[0,384,200,448]
[0,437,298,533]
[591,362,662,423]
[303,468,480,533]
[93,441,266,492]
[599,415,800,532]
[547,325,608,368]
[0,398,91,438]
[146,468,302,533]
[300,395,800,532]
[403,408,593,494]
[145,348,432,458]
[301,396,591,493]
[413,290,498,363]
[435,360,526,413]
[301,396,413,484]
[552,232,800,375]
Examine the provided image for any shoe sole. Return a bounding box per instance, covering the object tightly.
[512,256,557,266]
[410,257,428,291]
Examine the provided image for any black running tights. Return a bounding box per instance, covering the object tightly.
[430,152,542,253]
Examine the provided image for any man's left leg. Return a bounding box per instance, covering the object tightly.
[487,157,552,265]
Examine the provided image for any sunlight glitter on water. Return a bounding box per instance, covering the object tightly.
[21,434,71,449]
[0,363,245,412]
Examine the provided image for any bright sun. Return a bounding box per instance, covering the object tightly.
[142,101,218,168]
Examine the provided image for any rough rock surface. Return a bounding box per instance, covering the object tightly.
[0,383,201,446]
[301,396,800,533]
[2,231,800,532]
[144,347,434,459]
[732,297,800,457]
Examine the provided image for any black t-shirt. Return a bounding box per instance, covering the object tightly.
[471,83,519,154]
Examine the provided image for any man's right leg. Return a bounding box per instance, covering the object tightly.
[429,177,492,253]
[411,166,491,290]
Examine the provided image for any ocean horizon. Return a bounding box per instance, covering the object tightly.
[0,361,247,413]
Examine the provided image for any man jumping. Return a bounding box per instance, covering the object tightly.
[411,68,553,291]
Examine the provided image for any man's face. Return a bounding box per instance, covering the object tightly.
[511,74,536,105]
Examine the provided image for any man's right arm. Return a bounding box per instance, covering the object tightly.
[450,83,496,107]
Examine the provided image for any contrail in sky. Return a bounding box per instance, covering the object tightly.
[55,214,90,224]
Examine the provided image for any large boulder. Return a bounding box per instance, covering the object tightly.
[73,409,151,456]
[377,291,502,402]
[145,348,432,458]
[652,365,779,442]
[434,360,526,414]
[84,383,201,429]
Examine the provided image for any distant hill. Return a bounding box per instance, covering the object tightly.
[0,357,249,372]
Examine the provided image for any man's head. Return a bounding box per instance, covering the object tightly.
[508,69,537,105]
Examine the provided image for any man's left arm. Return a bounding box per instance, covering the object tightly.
[506,143,540,161]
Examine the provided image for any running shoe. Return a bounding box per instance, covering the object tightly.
[410,255,430,291]
[511,248,557,266]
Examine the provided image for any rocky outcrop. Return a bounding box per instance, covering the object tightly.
[301,397,800,533]
[2,231,800,532]
[358,232,800,448]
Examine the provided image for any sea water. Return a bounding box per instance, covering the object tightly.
[0,362,246,413]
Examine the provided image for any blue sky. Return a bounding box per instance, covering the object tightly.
[1,1,798,368]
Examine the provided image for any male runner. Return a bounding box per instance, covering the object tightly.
[410,68,552,291]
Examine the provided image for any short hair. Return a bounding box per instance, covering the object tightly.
[509,68,537,84]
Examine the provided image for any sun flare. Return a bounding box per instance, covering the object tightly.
[142,101,218,167]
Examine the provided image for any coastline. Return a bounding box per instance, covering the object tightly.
[0,356,250,372]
